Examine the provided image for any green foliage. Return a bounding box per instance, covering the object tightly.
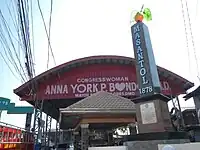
[142,8,152,21]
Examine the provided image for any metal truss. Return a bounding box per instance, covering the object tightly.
[55,121,60,147]
[44,114,52,147]
[25,113,32,131]
[32,97,44,144]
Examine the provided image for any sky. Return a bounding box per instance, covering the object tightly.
[0,0,200,128]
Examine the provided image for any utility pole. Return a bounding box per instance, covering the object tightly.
[17,0,44,146]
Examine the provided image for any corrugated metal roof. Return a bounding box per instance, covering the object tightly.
[61,91,135,111]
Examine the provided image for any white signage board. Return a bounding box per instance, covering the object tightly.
[88,146,128,150]
[140,102,157,124]
[158,143,200,150]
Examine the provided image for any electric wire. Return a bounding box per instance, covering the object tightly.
[30,0,35,67]
[0,52,19,80]
[196,0,199,17]
[0,37,26,82]
[180,0,192,80]
[19,0,33,78]
[0,10,27,82]
[7,1,18,36]
[0,0,36,83]
[0,11,27,80]
[45,0,54,143]
[47,0,53,69]
[37,0,56,66]
[184,0,200,77]
[18,0,35,79]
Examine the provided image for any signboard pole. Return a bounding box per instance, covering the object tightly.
[131,21,173,133]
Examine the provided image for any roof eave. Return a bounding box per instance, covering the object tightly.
[14,55,194,95]
[60,109,136,115]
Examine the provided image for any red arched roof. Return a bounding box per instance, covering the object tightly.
[14,55,193,96]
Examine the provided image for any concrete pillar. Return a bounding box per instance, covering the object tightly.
[81,124,89,150]
[59,130,64,144]
[107,131,114,145]
[73,131,80,150]
[129,123,137,135]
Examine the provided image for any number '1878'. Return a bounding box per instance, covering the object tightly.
[139,86,153,94]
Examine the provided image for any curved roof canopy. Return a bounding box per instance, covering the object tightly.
[14,55,193,98]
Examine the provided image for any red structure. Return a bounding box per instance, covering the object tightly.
[0,124,34,150]
[14,55,193,120]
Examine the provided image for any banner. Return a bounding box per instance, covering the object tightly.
[19,64,184,101]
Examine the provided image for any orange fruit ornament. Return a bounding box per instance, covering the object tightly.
[135,12,144,22]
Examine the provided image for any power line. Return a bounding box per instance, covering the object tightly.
[0,11,27,74]
[180,0,192,79]
[196,0,199,17]
[0,9,27,82]
[37,0,56,66]
[184,0,200,77]
[30,0,35,65]
[0,51,20,81]
[18,0,35,79]
[47,0,53,69]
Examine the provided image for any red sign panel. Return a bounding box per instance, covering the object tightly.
[22,64,183,101]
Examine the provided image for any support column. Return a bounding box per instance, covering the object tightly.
[55,121,60,148]
[32,97,44,144]
[129,123,137,135]
[107,131,114,146]
[73,131,80,150]
[44,114,52,148]
[25,113,32,131]
[59,130,64,144]
[81,124,89,150]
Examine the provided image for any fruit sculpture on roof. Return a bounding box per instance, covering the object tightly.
[135,12,144,22]
[132,6,152,23]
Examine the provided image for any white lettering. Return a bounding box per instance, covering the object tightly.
[134,32,140,39]
[63,85,68,94]
[87,84,92,93]
[56,85,63,94]
[134,23,150,92]
[71,84,77,93]
[136,38,141,46]
[125,83,132,91]
[138,60,144,68]
[77,84,86,93]
[93,84,98,92]
[76,77,129,83]
[140,68,146,76]
[100,83,106,91]
[44,81,171,96]
[51,85,57,94]
[142,76,148,84]
[137,52,143,60]
[109,83,115,92]
[45,85,50,95]
[134,25,140,33]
